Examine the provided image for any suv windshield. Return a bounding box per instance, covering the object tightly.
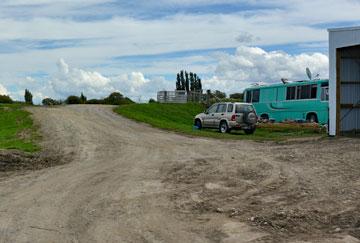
[235,104,254,113]
[207,104,218,114]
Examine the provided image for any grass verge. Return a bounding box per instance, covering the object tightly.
[115,103,326,141]
[0,104,39,152]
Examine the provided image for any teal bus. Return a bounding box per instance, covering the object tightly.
[243,79,329,124]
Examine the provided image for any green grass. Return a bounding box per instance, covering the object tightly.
[0,103,39,152]
[115,103,326,141]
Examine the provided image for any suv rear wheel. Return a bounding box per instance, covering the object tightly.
[244,126,256,135]
[219,121,229,133]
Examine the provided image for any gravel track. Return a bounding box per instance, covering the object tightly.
[0,105,359,243]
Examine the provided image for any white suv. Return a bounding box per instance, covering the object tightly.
[194,102,257,134]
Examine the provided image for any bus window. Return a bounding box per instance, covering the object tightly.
[246,89,260,103]
[300,85,310,99]
[252,89,260,103]
[296,85,317,99]
[286,86,296,100]
[321,83,329,101]
[311,84,317,99]
[246,91,252,103]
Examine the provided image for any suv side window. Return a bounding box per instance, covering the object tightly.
[216,104,227,113]
[227,104,234,113]
[207,104,218,114]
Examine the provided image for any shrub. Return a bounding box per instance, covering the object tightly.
[86,99,104,104]
[229,93,243,100]
[104,92,134,105]
[42,98,62,106]
[66,95,81,104]
[149,98,157,103]
[0,94,13,104]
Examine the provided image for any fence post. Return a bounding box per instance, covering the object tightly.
[206,90,211,106]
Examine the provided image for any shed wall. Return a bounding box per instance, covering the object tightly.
[329,27,360,135]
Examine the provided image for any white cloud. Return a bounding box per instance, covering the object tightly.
[111,72,172,101]
[203,46,329,94]
[14,59,172,103]
[50,58,114,98]
[0,83,8,95]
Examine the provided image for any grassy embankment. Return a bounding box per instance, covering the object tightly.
[115,103,326,141]
[0,104,39,152]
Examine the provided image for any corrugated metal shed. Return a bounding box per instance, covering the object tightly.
[328,27,360,135]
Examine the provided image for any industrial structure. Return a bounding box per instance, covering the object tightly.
[157,90,205,103]
[329,27,360,136]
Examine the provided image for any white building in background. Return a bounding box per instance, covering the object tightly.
[328,27,360,136]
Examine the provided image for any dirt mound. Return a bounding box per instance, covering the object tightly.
[0,150,64,175]
[162,139,360,242]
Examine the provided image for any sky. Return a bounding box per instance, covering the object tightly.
[1,0,360,103]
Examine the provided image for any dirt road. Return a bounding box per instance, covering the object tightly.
[1,105,360,243]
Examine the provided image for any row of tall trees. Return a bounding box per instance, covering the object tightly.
[176,70,202,92]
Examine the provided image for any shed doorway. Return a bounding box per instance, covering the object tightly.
[336,45,360,135]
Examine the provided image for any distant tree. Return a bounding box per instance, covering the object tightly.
[193,73,197,86]
[80,92,87,104]
[148,98,157,103]
[196,77,202,91]
[66,95,81,104]
[24,89,33,105]
[86,99,104,104]
[42,98,61,106]
[189,72,195,91]
[229,93,244,100]
[176,74,181,90]
[180,70,185,90]
[212,90,226,99]
[104,92,134,105]
[104,92,123,105]
[185,71,189,93]
[0,95,13,104]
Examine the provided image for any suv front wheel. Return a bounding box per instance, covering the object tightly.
[195,119,202,129]
[219,121,229,133]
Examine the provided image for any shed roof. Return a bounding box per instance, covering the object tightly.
[328,26,360,32]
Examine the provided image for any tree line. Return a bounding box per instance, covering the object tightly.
[43,92,134,106]
[0,89,34,104]
[0,89,134,106]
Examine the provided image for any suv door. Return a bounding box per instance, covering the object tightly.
[213,103,227,127]
[203,104,218,127]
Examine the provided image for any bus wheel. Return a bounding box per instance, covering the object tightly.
[307,114,318,123]
[260,114,269,123]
